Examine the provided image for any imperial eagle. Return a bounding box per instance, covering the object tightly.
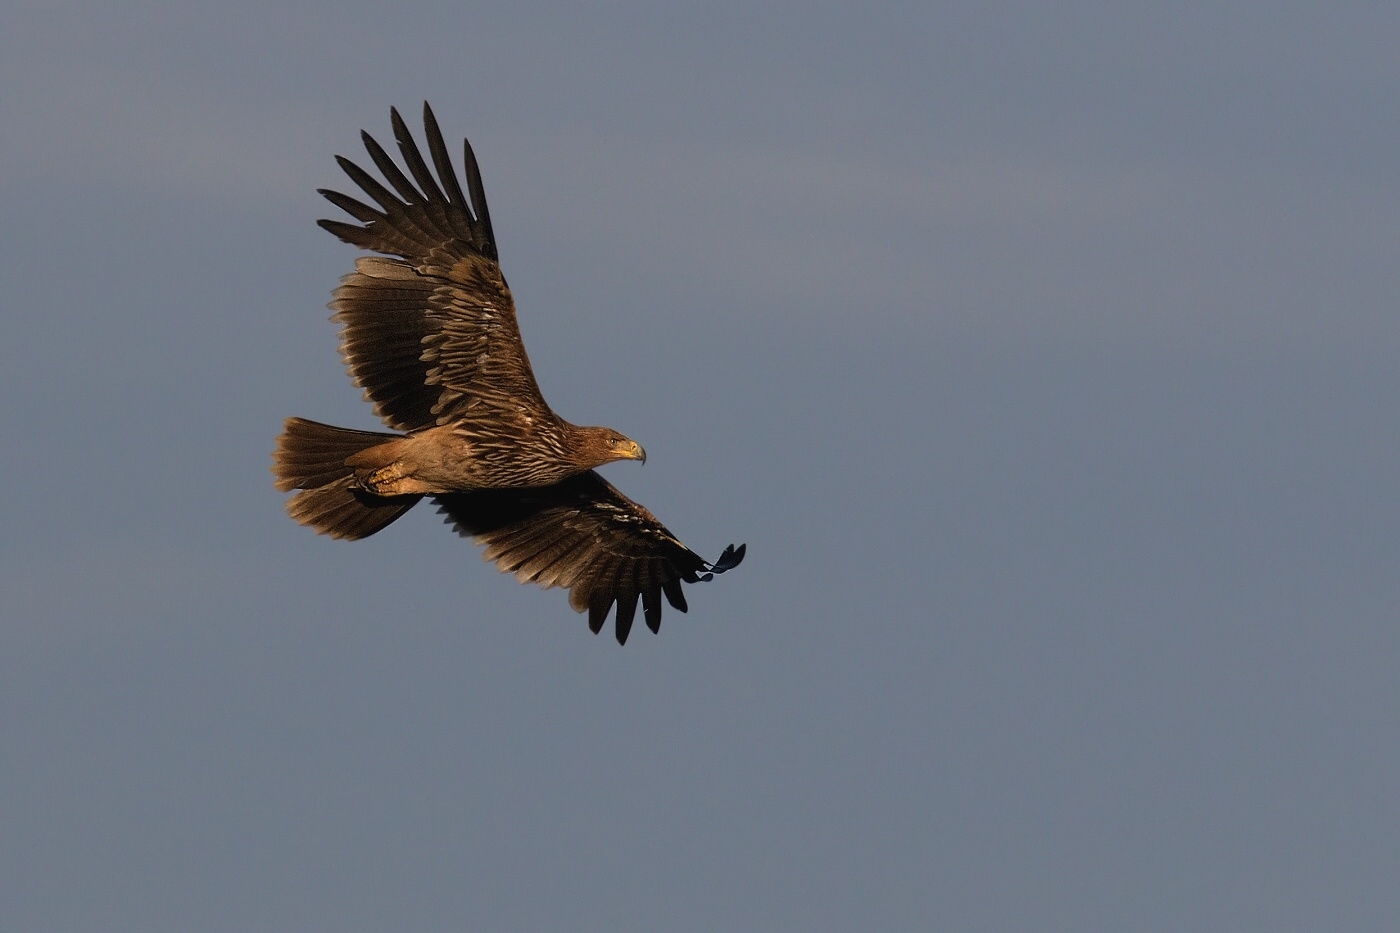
[272,104,744,644]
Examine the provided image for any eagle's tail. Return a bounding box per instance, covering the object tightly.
[272,417,421,540]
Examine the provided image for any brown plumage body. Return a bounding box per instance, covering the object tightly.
[342,421,645,496]
[272,104,743,644]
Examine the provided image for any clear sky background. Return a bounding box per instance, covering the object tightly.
[3,2,1398,930]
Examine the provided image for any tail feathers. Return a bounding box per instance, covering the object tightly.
[272,417,420,540]
[285,482,420,540]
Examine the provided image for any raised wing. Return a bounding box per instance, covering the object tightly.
[434,473,746,645]
[319,103,555,432]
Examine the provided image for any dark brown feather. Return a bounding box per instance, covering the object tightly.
[434,472,742,644]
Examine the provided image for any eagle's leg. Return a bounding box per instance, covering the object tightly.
[357,463,429,497]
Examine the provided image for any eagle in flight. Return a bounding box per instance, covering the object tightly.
[273,103,744,644]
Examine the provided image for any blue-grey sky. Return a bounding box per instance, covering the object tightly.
[3,3,1398,930]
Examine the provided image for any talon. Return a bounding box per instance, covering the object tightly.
[360,464,406,495]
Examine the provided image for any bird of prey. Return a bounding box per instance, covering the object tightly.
[273,103,744,645]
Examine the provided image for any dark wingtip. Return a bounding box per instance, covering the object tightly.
[613,592,639,645]
[588,599,609,635]
[712,543,747,573]
[696,542,746,583]
[317,218,368,245]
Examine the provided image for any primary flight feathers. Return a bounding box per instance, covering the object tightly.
[272,103,744,644]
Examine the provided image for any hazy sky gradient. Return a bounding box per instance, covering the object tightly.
[4,3,1398,930]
